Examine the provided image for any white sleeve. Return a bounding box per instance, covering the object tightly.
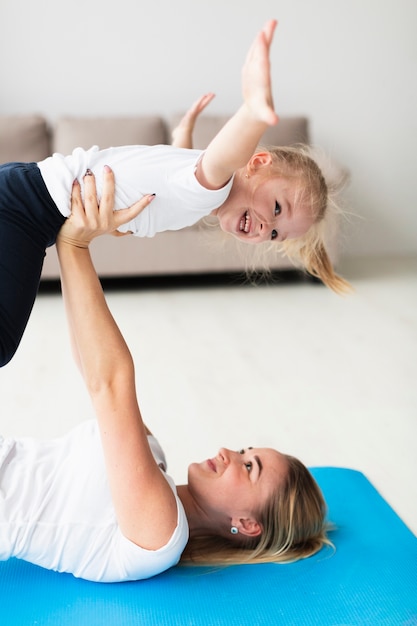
[147,434,168,471]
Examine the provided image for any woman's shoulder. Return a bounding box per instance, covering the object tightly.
[112,491,189,582]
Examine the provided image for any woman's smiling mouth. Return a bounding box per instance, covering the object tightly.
[207,459,217,472]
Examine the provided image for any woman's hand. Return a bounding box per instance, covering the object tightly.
[58,166,155,248]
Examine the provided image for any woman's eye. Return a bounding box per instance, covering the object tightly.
[245,461,253,472]
[275,201,281,216]
[271,229,278,240]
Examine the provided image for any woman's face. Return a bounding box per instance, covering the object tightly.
[212,172,315,244]
[187,447,288,534]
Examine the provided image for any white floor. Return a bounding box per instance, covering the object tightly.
[1,256,416,536]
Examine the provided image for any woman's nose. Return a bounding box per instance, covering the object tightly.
[218,448,231,466]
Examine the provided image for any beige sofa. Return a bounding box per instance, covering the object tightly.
[0,113,346,281]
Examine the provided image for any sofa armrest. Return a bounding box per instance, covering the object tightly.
[0,115,51,163]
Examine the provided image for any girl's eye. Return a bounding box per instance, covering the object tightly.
[271,201,281,240]
[245,461,253,472]
[239,449,245,455]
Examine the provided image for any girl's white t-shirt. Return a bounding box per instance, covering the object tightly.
[38,144,234,237]
[0,420,189,582]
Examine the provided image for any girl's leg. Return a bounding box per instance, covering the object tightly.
[0,163,65,367]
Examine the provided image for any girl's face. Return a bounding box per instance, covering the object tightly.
[212,171,316,244]
[187,447,288,535]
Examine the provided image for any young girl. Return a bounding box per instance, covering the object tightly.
[0,169,330,582]
[0,19,348,367]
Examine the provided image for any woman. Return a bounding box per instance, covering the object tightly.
[0,169,330,583]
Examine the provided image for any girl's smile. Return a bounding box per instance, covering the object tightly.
[213,174,315,244]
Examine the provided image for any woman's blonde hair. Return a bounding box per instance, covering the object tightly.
[251,145,352,295]
[180,454,332,566]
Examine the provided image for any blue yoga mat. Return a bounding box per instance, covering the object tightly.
[1,468,416,625]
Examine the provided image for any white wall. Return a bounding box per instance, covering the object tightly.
[1,0,416,258]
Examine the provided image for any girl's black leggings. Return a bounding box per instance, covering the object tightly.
[0,162,65,366]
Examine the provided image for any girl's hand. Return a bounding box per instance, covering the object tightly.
[241,19,279,127]
[58,166,155,248]
[171,92,215,148]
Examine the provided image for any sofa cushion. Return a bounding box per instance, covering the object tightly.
[168,114,310,150]
[53,116,168,154]
[168,113,347,193]
[0,115,51,164]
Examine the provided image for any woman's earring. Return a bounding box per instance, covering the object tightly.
[231,526,239,535]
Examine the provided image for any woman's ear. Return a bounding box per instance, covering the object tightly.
[232,517,263,538]
[247,151,273,175]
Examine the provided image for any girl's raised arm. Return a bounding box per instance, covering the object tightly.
[195,19,279,190]
[56,170,178,550]
[171,92,215,149]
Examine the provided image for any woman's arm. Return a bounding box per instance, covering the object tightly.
[196,19,279,190]
[57,170,178,550]
[61,171,152,373]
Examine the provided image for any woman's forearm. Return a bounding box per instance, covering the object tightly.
[57,172,153,388]
[57,241,134,394]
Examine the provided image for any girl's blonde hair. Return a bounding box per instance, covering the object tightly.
[254,145,352,295]
[180,454,332,566]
